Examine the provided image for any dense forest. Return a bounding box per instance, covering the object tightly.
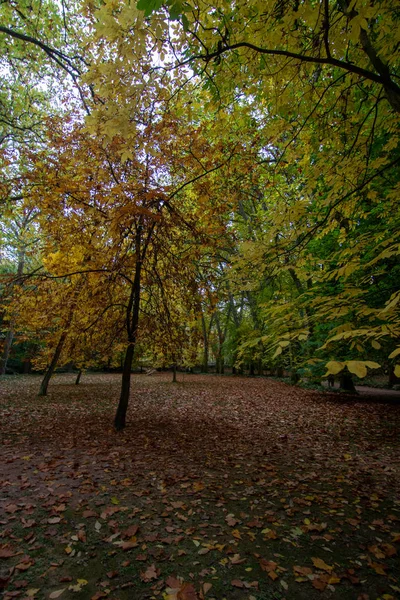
[1,0,399,428]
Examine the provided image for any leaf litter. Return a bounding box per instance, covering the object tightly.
[1,372,400,599]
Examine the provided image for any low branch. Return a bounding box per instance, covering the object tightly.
[179,40,400,112]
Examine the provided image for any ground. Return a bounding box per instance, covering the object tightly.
[1,373,400,600]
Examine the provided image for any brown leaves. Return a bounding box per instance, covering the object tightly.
[164,578,199,600]
[140,564,160,582]
[122,525,139,538]
[260,559,279,580]
[293,565,312,576]
[231,579,258,589]
[225,514,239,527]
[1,374,400,600]
[117,539,138,551]
[0,546,18,559]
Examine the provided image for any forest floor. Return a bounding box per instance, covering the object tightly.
[1,373,400,600]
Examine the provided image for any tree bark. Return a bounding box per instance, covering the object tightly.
[114,343,135,430]
[75,369,82,385]
[172,364,177,383]
[0,248,25,375]
[201,312,213,373]
[38,331,68,396]
[0,326,15,375]
[114,226,143,430]
[388,366,400,388]
[339,372,357,393]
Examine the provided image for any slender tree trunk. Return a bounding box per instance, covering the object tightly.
[172,364,177,383]
[0,249,25,376]
[75,369,82,385]
[201,313,209,373]
[114,227,143,431]
[339,372,357,393]
[0,325,15,375]
[114,343,135,430]
[388,366,400,388]
[38,331,68,396]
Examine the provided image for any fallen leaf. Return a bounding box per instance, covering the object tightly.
[49,590,66,599]
[122,525,139,538]
[293,565,312,576]
[202,583,212,595]
[91,593,108,600]
[231,529,241,539]
[0,546,17,558]
[15,561,33,572]
[140,564,159,582]
[311,557,333,572]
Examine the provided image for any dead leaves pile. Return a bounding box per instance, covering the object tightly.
[1,373,400,599]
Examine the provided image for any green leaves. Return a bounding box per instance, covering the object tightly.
[136,0,163,17]
[136,0,191,22]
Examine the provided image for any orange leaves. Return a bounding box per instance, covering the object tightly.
[261,528,278,540]
[293,565,312,577]
[260,559,279,580]
[231,529,241,540]
[311,557,333,572]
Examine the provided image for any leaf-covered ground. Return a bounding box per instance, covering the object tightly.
[1,373,400,600]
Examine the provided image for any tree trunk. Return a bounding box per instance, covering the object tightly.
[0,326,15,375]
[339,372,357,393]
[114,227,143,431]
[114,343,135,430]
[291,371,300,384]
[388,366,400,388]
[75,369,82,385]
[172,364,177,383]
[38,331,67,396]
[0,248,25,376]
[201,313,209,373]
